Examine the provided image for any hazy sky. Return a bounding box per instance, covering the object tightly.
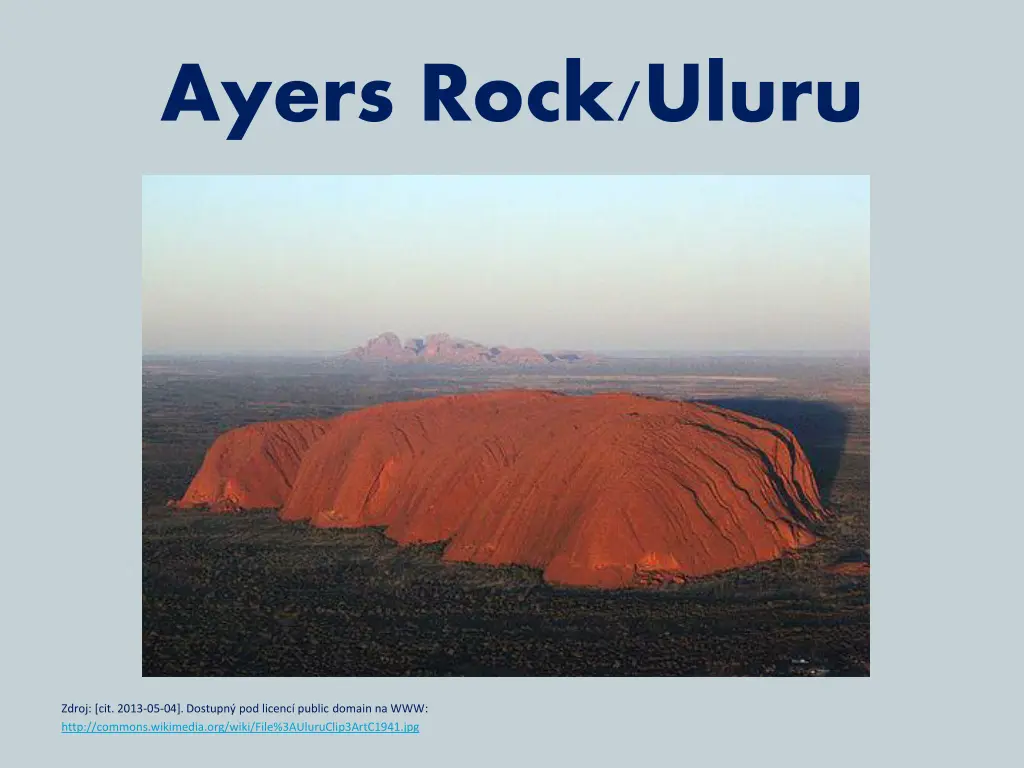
[142,175,869,354]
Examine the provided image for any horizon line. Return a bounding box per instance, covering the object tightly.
[142,348,870,358]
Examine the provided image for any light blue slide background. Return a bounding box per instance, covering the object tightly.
[3,0,1021,766]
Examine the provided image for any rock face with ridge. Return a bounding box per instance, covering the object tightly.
[173,419,334,512]
[174,391,826,587]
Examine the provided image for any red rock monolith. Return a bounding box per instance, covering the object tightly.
[175,391,827,587]
[175,418,334,512]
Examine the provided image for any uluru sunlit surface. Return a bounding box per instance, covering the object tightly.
[174,418,333,512]
[175,391,826,588]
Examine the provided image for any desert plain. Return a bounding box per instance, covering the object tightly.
[143,345,869,676]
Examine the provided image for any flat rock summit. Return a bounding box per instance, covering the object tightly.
[341,332,600,366]
[174,391,827,588]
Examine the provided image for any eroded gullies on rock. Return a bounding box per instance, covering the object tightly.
[175,390,827,588]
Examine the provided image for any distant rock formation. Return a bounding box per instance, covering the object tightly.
[341,332,600,366]
[174,391,827,588]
